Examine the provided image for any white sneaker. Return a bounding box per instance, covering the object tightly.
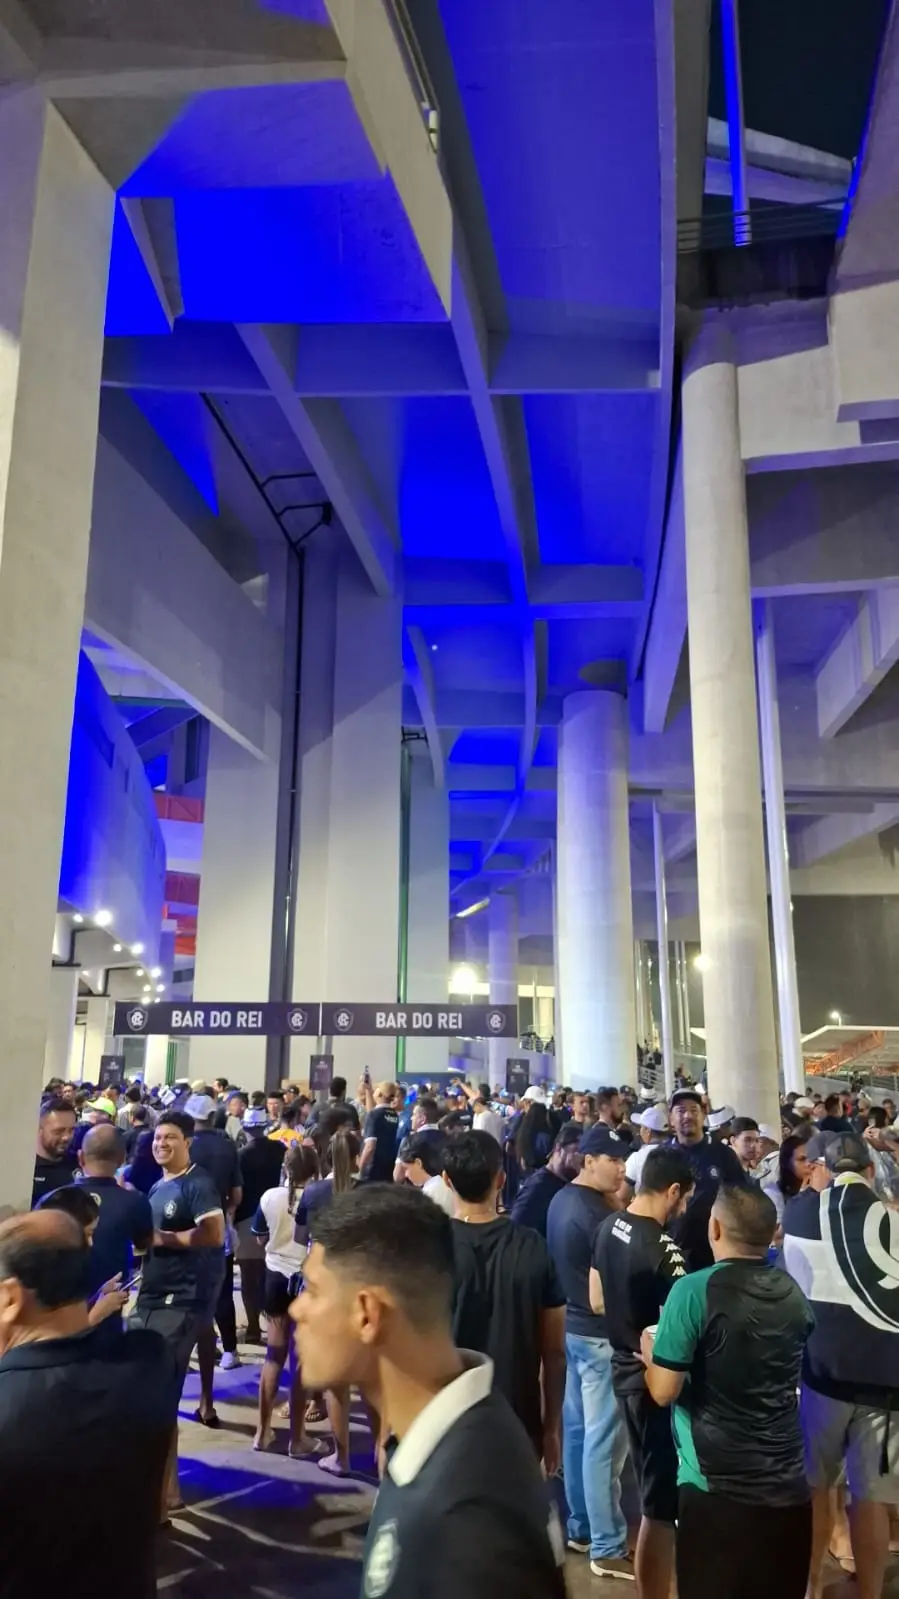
[220,1351,241,1371]
[590,1555,635,1581]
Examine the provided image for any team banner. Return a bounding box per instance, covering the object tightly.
[506,1058,531,1096]
[309,1053,335,1091]
[114,1002,320,1036]
[114,1001,519,1039]
[319,1002,518,1038]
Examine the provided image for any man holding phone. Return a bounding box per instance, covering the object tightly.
[75,1124,153,1330]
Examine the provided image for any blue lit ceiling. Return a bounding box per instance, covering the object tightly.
[99,0,674,901]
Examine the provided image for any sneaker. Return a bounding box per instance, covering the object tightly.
[590,1555,635,1581]
[220,1351,241,1371]
[567,1540,590,1555]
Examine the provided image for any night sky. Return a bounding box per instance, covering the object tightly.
[709,0,890,159]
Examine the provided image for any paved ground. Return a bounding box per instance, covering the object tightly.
[157,1339,899,1597]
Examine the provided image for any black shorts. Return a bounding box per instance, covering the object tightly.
[263,1268,294,1318]
[676,1485,811,1599]
[128,1303,204,1385]
[618,1388,679,1525]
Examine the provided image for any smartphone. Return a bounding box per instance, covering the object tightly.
[120,1271,142,1294]
[363,1065,371,1084]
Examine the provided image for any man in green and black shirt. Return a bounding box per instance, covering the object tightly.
[642,1184,813,1599]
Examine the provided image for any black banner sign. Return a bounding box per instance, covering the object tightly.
[114,1002,320,1037]
[320,1002,518,1038]
[309,1053,334,1092]
[99,1054,126,1089]
[506,1058,531,1096]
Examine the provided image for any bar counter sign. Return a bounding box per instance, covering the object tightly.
[319,1002,518,1037]
[114,1002,320,1036]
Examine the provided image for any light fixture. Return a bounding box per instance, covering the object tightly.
[431,643,438,652]
[830,1010,843,1025]
[150,966,162,979]
[135,968,145,978]
[450,964,478,994]
[112,943,122,954]
[130,943,144,956]
[455,898,489,920]
[694,953,711,973]
[156,984,165,994]
[142,985,152,994]
[72,913,84,925]
[94,909,113,928]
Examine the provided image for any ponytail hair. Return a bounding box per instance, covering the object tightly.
[284,1141,319,1213]
[329,1128,362,1193]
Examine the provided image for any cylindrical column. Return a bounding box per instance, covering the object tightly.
[405,755,449,1078]
[488,890,518,1084]
[634,941,646,1048]
[653,808,676,1098]
[551,849,563,1072]
[673,941,686,1051]
[557,691,636,1090]
[44,967,80,1085]
[755,602,805,1095]
[683,324,779,1125]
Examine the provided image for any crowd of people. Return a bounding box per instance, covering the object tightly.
[8,1067,899,1597]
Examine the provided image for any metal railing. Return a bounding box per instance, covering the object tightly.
[678,201,843,255]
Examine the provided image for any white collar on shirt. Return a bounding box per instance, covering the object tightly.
[387,1352,494,1486]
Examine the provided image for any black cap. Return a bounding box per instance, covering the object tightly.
[824,1133,872,1174]
[579,1125,627,1158]
[669,1087,703,1108]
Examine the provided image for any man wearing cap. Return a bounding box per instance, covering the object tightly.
[546,1125,632,1580]
[624,1105,671,1192]
[510,1124,584,1238]
[665,1088,745,1271]
[187,1093,243,1374]
[783,1133,899,1599]
[234,1107,285,1343]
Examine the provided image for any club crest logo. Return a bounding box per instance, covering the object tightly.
[364,1520,400,1598]
[334,1008,354,1033]
[287,1008,308,1033]
[486,1009,506,1033]
[126,1006,148,1031]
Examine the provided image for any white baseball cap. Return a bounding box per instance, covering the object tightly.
[523,1085,547,1103]
[632,1105,670,1133]
[758,1123,780,1144]
[184,1093,217,1121]
[707,1105,736,1131]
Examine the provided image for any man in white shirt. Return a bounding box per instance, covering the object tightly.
[403,1132,455,1216]
[473,1089,505,1145]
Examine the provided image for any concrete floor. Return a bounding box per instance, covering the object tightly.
[156,1341,899,1597]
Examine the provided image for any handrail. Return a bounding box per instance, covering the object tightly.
[678,201,842,255]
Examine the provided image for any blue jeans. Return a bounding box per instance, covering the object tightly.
[563,1331,628,1560]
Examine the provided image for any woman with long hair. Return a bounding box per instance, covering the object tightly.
[515,1101,554,1174]
[121,1128,162,1195]
[252,1142,322,1457]
[293,1126,362,1474]
[762,1130,812,1226]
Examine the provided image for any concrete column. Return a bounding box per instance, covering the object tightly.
[191,726,283,1093]
[292,538,403,1084]
[488,890,519,1085]
[557,690,636,1091]
[681,945,693,1053]
[0,92,113,1207]
[683,322,779,1124]
[44,967,80,1085]
[634,942,647,1048]
[405,754,449,1077]
[83,997,114,1084]
[755,602,805,1094]
[653,807,676,1098]
[551,849,564,1072]
[535,992,554,1044]
[144,1036,170,1089]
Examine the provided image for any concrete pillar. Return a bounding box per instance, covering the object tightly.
[83,997,114,1084]
[634,942,647,1049]
[557,690,636,1091]
[44,967,80,1085]
[291,538,403,1084]
[551,849,564,1072]
[682,322,779,1124]
[191,726,283,1093]
[653,807,676,1098]
[535,992,554,1044]
[0,92,113,1207]
[405,754,449,1077]
[144,1036,170,1089]
[487,890,518,1084]
[755,602,805,1094]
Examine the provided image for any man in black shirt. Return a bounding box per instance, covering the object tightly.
[360,1080,400,1182]
[818,1093,854,1134]
[291,1184,566,1599]
[187,1093,243,1375]
[234,1107,285,1341]
[443,1132,565,1469]
[644,1184,813,1599]
[31,1097,77,1207]
[666,1088,745,1270]
[593,1146,693,1599]
[75,1124,153,1325]
[0,1209,178,1598]
[546,1124,631,1579]
[509,1124,582,1237]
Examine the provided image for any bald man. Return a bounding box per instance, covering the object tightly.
[0,1211,178,1595]
[75,1124,154,1321]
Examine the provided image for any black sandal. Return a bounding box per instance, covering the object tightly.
[192,1408,220,1429]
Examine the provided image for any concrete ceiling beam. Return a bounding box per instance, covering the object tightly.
[816,588,899,738]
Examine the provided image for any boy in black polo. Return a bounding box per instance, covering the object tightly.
[291,1184,566,1599]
